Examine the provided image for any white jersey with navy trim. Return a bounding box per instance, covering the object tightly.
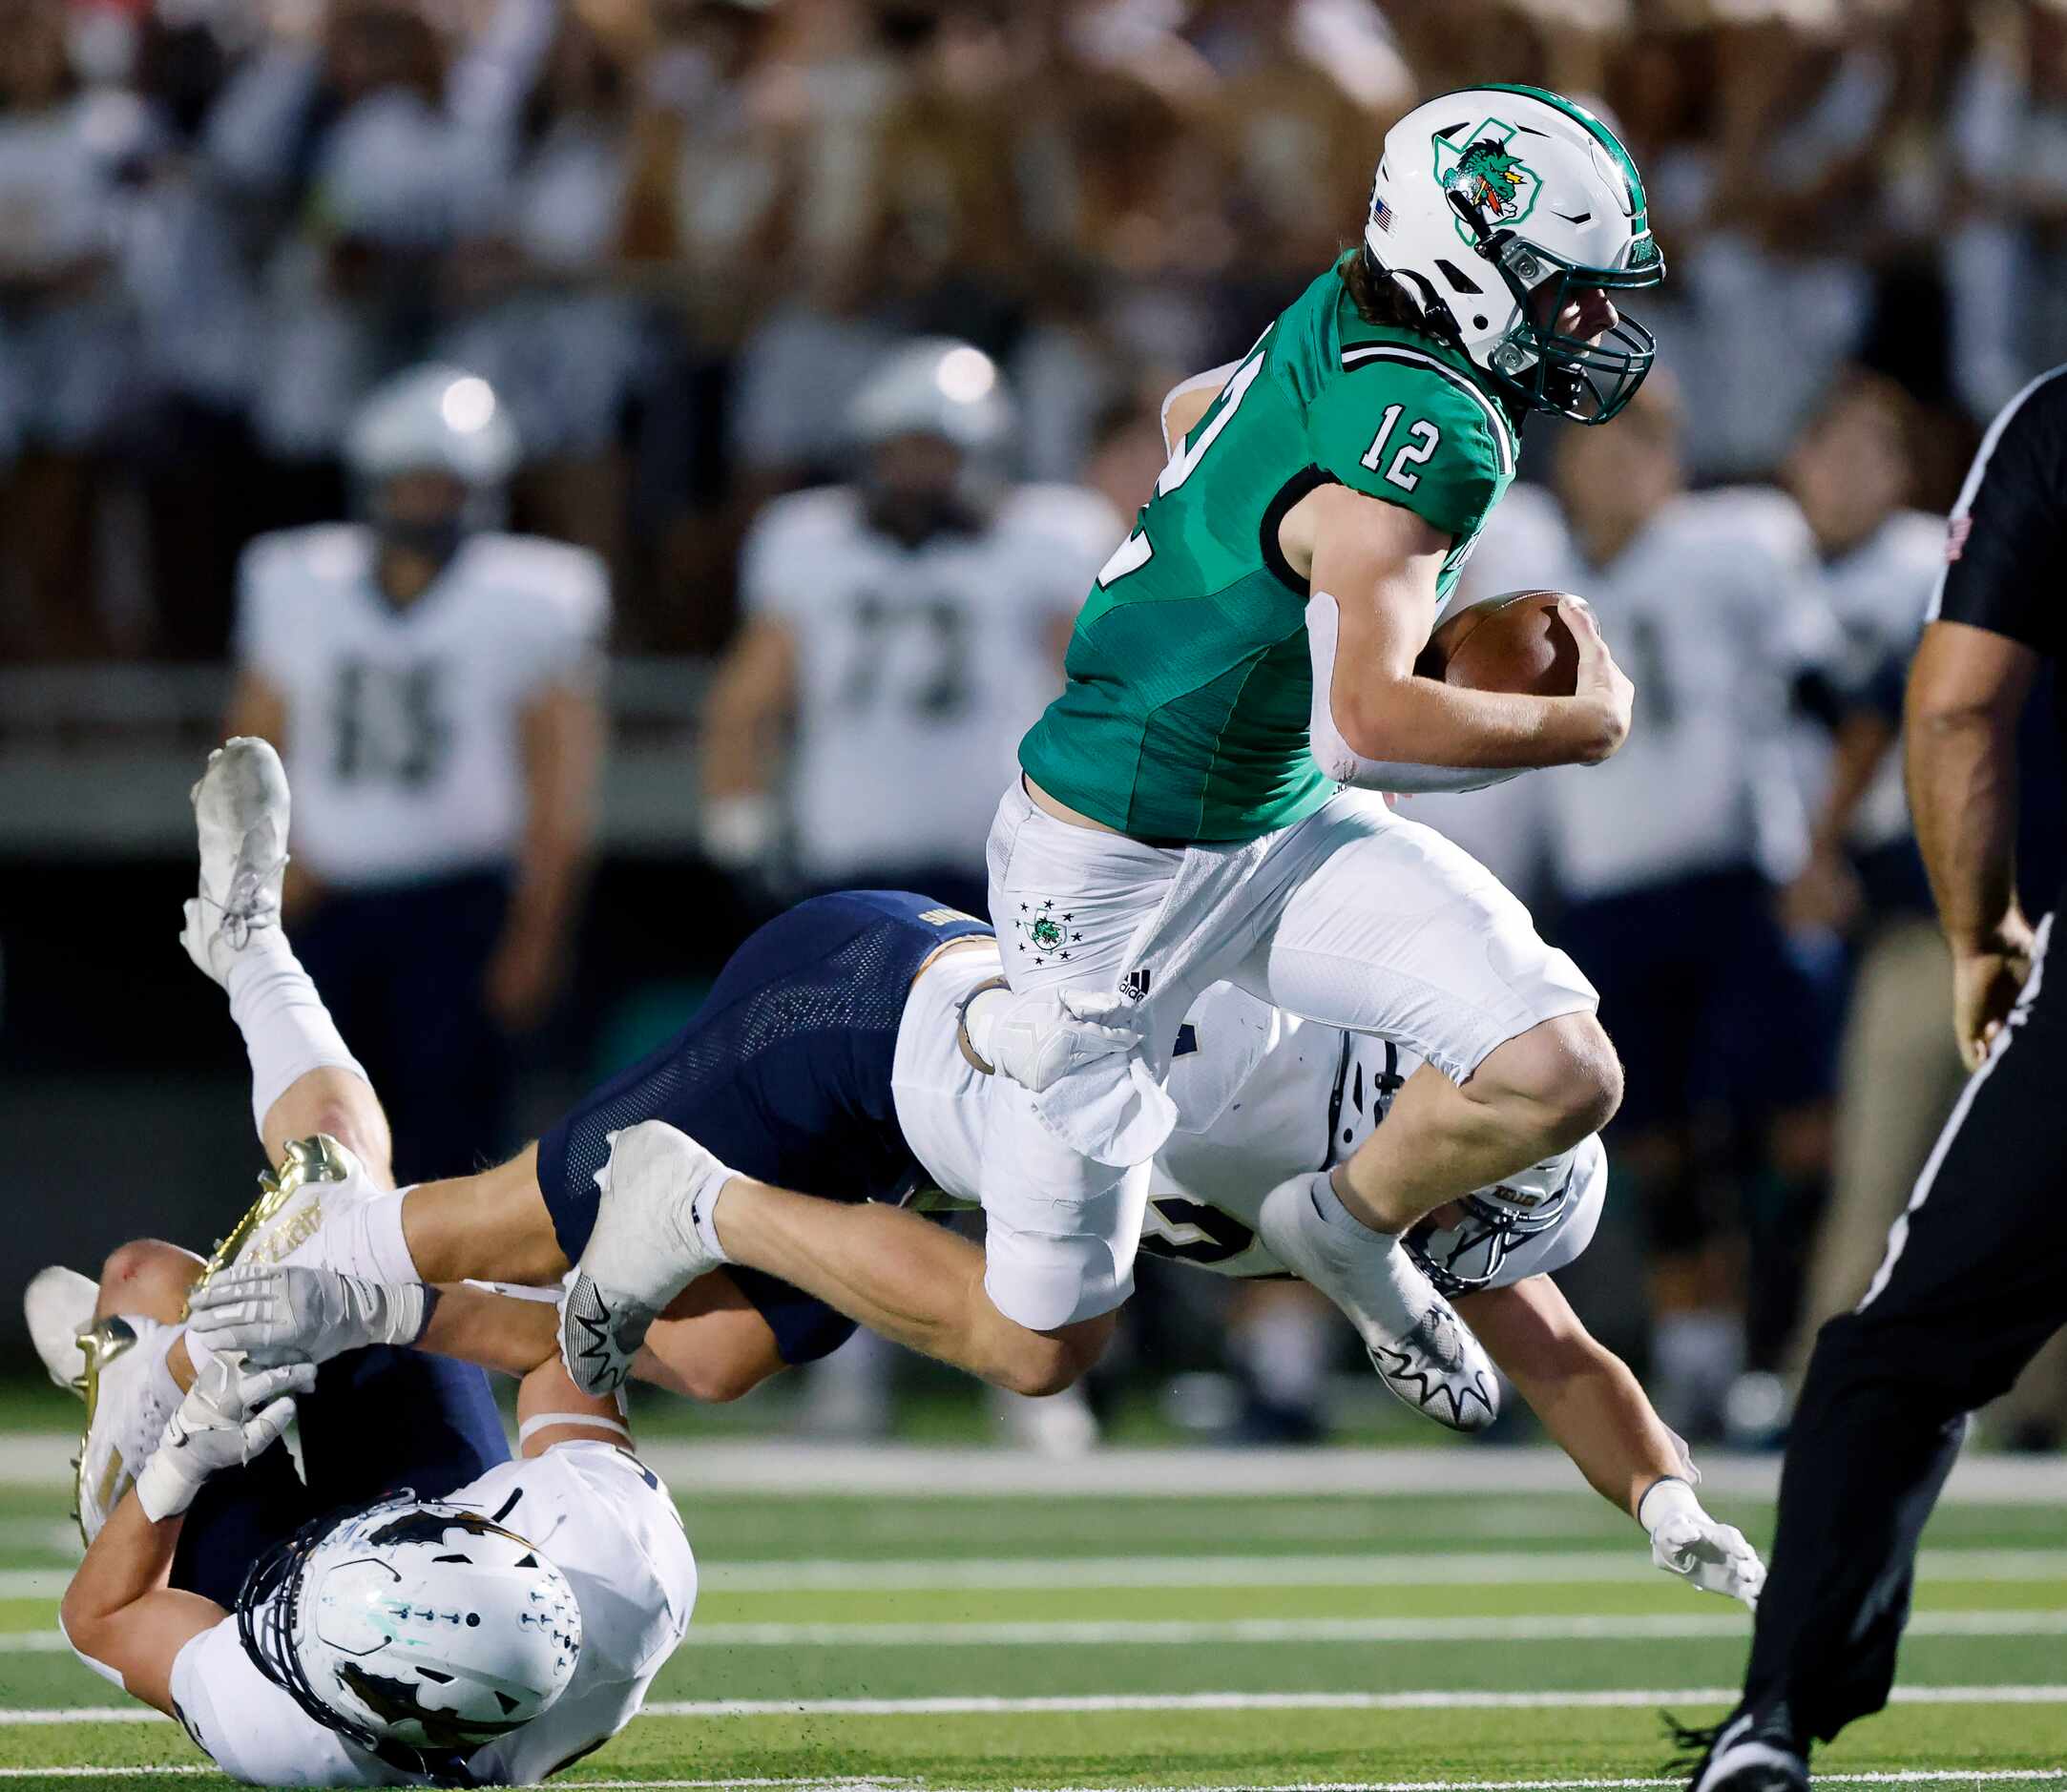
[741,483,1119,882]
[1462,483,1834,897]
[1813,509,1945,849]
[893,947,1602,1289]
[234,526,608,888]
[162,1442,694,1787]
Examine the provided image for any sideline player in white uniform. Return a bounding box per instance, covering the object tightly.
[1476,374,1842,1437]
[40,757,693,1788]
[163,742,1762,1604]
[700,338,1119,916]
[227,364,608,1180]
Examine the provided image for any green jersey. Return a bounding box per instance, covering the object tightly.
[1020,262,1520,844]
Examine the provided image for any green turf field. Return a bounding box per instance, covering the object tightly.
[2,1441,2063,1792]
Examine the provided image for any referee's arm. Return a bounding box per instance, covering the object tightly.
[1907,621,2038,1068]
[1907,374,2067,1069]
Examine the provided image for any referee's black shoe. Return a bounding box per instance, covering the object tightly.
[1672,1710,1808,1792]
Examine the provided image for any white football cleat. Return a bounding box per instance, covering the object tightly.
[1257,1170,1499,1433]
[73,1313,183,1546]
[1367,1302,1499,1432]
[560,1120,733,1396]
[180,736,290,987]
[25,1266,97,1393]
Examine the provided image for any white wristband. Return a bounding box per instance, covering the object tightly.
[1638,1475,1703,1535]
[1305,591,1529,795]
[518,1411,632,1446]
[134,1448,203,1524]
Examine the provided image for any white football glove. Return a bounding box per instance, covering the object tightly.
[134,1355,314,1522]
[187,1263,428,1368]
[988,988,1146,1094]
[1639,1476,1767,1610]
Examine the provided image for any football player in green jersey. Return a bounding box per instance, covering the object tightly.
[962,87,1666,1398]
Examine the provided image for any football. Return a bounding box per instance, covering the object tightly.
[1417,589,1582,697]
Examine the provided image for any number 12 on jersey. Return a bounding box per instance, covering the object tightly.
[1361,405,1440,491]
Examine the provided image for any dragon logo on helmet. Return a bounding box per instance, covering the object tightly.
[1431,118,1540,240]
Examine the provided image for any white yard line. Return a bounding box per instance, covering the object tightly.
[2,1772,2065,1790]
[2,1436,2063,1502]
[5,1606,2065,1654]
[699,1550,2067,1594]
[540,1777,2067,1792]
[6,1550,2063,1604]
[10,1683,2067,1728]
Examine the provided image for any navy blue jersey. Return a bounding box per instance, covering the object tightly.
[536,891,992,1363]
[172,1347,509,1608]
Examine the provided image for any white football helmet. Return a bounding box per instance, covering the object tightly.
[1362,84,1662,423]
[346,364,521,489]
[847,337,1013,456]
[1405,1134,1608,1297]
[344,364,520,548]
[240,1495,581,1766]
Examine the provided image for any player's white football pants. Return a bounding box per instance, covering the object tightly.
[976,779,1597,1331]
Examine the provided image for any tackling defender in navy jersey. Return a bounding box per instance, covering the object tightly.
[153,740,1763,1607]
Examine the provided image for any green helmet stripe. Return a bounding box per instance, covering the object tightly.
[1477,82,1647,233]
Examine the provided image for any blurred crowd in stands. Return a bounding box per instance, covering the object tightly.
[6,0,2067,661]
[10,0,2067,1448]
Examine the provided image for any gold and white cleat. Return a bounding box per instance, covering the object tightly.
[186,1134,361,1309]
[25,1267,97,1394]
[73,1314,182,1546]
[180,737,290,987]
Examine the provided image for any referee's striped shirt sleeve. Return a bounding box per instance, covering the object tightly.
[1930,365,2067,655]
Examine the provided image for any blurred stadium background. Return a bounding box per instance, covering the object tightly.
[4,0,2066,1461]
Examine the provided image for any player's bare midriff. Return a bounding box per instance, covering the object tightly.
[1023,774,1122,834]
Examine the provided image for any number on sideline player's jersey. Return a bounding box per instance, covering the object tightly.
[1020,260,1520,846]
[1468,484,1831,899]
[235,526,608,889]
[163,1443,694,1787]
[741,483,1118,884]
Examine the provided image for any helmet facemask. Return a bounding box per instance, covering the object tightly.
[1456,194,1663,426]
[1403,1174,1576,1298]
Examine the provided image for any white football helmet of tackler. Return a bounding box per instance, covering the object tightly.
[239,1494,581,1769]
[1362,83,1664,423]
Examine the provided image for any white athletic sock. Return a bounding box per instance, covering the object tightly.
[319,1188,422,1284]
[1256,1170,1431,1349]
[693,1177,733,1264]
[224,929,367,1139]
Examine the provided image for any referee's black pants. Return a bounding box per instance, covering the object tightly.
[1741,912,2067,1747]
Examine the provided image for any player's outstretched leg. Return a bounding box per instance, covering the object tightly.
[179,737,290,984]
[559,1119,737,1394]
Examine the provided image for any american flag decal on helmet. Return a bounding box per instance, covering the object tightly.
[1371,196,1393,234]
